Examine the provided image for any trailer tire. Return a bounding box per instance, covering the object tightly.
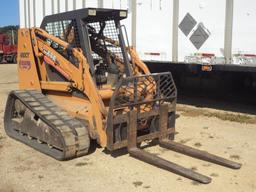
[12,55,17,64]
[6,57,12,63]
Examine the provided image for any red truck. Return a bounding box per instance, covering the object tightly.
[0,33,17,63]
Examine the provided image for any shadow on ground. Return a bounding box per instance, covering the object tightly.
[178,92,256,115]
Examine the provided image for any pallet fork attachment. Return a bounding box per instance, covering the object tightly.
[127,104,241,184]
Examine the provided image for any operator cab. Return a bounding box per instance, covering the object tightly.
[41,8,132,89]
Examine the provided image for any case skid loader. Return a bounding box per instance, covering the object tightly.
[4,8,241,184]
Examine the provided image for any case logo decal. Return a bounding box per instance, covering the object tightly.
[19,60,31,70]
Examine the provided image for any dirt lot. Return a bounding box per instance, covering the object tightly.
[0,64,256,192]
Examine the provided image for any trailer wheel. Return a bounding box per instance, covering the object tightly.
[12,55,17,64]
[6,56,12,63]
[0,54,3,63]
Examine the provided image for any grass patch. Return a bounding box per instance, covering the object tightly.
[194,142,202,147]
[177,105,256,124]
[204,112,255,124]
[230,155,240,160]
[178,138,191,144]
[75,162,89,167]
[190,166,198,171]
[210,173,219,177]
[191,181,201,186]
[133,181,143,187]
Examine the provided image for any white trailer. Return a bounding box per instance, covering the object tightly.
[19,0,256,64]
[19,0,256,92]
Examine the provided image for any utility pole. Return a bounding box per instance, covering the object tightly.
[28,0,31,27]
[172,0,179,62]
[82,0,86,8]
[11,30,15,45]
[224,0,234,64]
[131,0,137,49]
[98,0,103,8]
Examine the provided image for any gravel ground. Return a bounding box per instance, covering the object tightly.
[0,64,255,192]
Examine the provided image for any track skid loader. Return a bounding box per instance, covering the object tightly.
[4,8,241,184]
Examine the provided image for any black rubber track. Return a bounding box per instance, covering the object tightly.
[4,90,90,160]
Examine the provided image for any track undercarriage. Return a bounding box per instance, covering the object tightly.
[4,90,90,160]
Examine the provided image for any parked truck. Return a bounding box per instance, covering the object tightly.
[0,33,17,63]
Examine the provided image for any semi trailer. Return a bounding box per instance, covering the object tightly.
[19,0,256,97]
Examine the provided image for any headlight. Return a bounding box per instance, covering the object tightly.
[88,9,96,16]
[119,11,127,17]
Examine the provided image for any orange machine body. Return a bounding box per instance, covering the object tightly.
[17,27,152,147]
